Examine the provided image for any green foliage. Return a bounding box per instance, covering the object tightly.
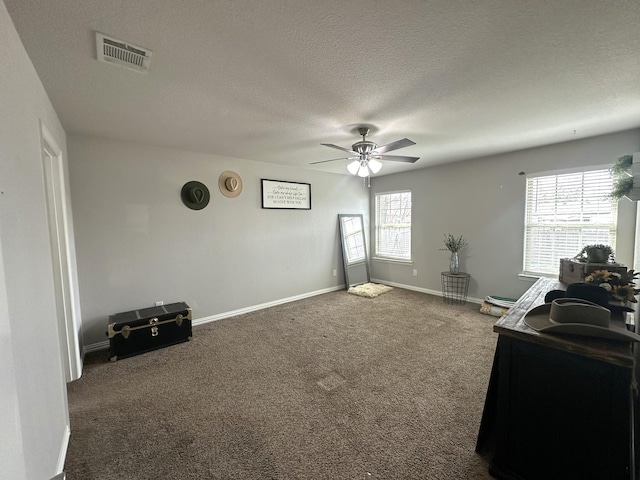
[574,244,614,263]
[609,154,634,200]
[441,234,468,253]
[611,176,634,200]
[610,154,633,177]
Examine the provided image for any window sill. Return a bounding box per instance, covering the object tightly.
[372,257,413,265]
[518,273,557,281]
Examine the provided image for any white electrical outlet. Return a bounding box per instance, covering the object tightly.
[155,301,164,306]
[332,269,337,277]
[413,269,418,277]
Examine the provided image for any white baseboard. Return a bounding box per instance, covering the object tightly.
[191,284,345,327]
[83,340,109,354]
[369,278,483,305]
[83,285,346,353]
[82,282,482,353]
[55,424,70,476]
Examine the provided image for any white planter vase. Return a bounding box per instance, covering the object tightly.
[625,161,640,178]
[624,185,640,202]
[623,153,640,177]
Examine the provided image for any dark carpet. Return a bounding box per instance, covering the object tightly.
[65,288,497,479]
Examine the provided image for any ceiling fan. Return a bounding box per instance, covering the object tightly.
[311,127,419,177]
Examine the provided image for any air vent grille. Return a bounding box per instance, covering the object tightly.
[96,32,151,73]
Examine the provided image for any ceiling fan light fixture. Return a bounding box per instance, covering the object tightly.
[314,126,419,176]
[347,160,360,175]
[368,159,382,174]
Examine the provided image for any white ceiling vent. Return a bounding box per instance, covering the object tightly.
[96,32,152,73]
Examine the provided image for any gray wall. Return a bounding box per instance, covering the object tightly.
[71,130,640,347]
[370,129,640,301]
[0,2,71,478]
[68,134,370,347]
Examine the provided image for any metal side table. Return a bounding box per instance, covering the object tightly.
[441,272,470,305]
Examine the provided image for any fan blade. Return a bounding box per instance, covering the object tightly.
[310,156,357,165]
[373,138,416,154]
[321,143,358,155]
[376,154,420,163]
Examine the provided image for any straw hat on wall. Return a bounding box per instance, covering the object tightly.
[218,171,243,198]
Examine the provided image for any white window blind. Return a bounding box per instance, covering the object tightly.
[523,169,617,276]
[375,191,412,261]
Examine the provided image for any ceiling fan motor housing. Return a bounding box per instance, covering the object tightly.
[352,140,377,154]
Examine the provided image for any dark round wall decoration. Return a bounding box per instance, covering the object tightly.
[181,181,210,210]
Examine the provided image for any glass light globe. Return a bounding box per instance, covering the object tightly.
[347,160,360,175]
[368,159,382,174]
[357,164,369,177]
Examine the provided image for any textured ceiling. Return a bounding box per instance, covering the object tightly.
[5,0,640,176]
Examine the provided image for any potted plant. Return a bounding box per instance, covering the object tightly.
[610,153,640,201]
[611,176,634,200]
[441,234,468,274]
[574,244,614,264]
[610,154,633,177]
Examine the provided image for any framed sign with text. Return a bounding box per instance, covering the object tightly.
[261,179,311,210]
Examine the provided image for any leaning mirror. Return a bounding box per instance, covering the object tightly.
[338,214,370,289]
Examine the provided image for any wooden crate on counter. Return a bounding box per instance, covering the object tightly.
[558,258,627,285]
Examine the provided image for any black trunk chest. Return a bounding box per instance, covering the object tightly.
[107,302,192,361]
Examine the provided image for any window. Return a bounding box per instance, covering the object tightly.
[375,190,412,261]
[523,169,617,276]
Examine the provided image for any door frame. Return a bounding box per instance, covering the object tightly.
[40,121,82,382]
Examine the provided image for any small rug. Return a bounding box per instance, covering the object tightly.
[348,282,393,298]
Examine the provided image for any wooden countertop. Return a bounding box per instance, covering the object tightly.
[494,276,636,368]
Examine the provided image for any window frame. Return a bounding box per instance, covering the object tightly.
[374,190,412,262]
[522,167,617,277]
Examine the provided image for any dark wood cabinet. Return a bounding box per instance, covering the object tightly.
[476,277,639,480]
